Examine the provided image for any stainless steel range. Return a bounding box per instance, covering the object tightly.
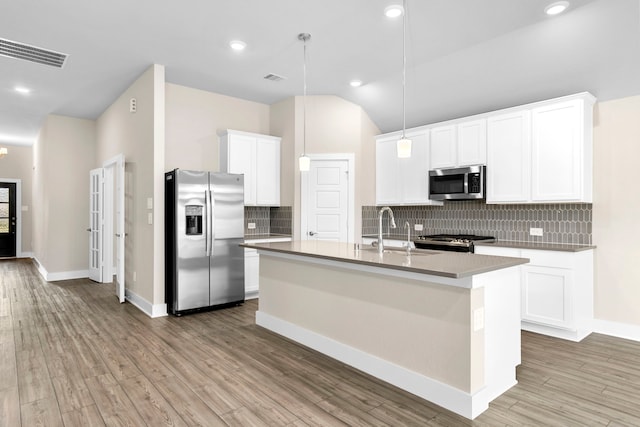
[413,234,495,253]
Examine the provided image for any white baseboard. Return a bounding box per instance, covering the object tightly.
[32,257,88,281]
[256,310,497,420]
[593,318,640,342]
[20,251,34,258]
[125,289,167,318]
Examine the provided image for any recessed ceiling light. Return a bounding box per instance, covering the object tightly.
[384,5,404,18]
[229,40,247,51]
[545,1,570,15]
[350,80,363,88]
[14,86,31,94]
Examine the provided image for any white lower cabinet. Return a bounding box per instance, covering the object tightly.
[475,245,593,341]
[244,237,292,299]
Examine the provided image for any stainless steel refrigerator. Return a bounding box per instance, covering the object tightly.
[165,169,244,315]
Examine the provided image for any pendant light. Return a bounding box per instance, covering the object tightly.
[396,0,412,158]
[298,33,311,172]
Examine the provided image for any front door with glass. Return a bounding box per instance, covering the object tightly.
[0,182,17,257]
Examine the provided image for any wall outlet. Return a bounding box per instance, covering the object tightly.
[414,224,424,231]
[248,222,256,229]
[530,227,543,236]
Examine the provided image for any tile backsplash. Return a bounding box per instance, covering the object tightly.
[363,201,592,245]
[244,206,292,236]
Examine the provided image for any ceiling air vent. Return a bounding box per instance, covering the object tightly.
[0,38,68,68]
[263,73,286,82]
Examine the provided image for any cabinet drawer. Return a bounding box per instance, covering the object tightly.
[521,249,574,269]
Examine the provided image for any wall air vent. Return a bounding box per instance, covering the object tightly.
[263,73,286,82]
[0,38,68,68]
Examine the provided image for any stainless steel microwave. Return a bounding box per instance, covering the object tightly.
[428,165,486,201]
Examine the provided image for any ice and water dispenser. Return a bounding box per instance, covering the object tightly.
[185,205,203,235]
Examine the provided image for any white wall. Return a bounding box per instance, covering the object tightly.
[96,65,164,307]
[271,95,379,240]
[165,83,271,172]
[32,115,95,276]
[593,95,640,327]
[0,144,33,254]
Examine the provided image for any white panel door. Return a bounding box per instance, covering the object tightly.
[430,125,457,169]
[457,119,487,166]
[486,110,531,203]
[227,134,257,205]
[522,266,573,329]
[89,168,103,282]
[115,156,125,302]
[306,160,349,242]
[255,138,280,206]
[531,100,582,201]
[375,138,400,205]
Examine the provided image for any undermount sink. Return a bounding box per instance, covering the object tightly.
[359,247,436,256]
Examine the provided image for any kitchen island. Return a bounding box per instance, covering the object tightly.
[241,240,528,419]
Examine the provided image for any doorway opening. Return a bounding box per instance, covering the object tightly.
[0,179,21,258]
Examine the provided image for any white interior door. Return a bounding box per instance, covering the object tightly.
[89,168,103,282]
[102,154,125,303]
[115,156,125,303]
[302,156,353,242]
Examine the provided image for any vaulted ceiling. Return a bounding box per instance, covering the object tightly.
[1,0,638,145]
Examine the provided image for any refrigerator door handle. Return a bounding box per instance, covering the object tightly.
[204,190,210,256]
[209,189,215,256]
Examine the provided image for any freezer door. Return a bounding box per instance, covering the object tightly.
[175,170,210,311]
[210,237,245,306]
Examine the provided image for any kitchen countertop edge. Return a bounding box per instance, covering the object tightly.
[242,240,528,280]
[476,240,595,252]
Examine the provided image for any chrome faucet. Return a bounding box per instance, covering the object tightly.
[376,206,396,254]
[404,221,411,253]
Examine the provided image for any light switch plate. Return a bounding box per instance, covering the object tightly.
[530,227,543,236]
[147,212,153,225]
[147,197,153,210]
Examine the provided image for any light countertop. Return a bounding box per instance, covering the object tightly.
[241,240,528,279]
[244,234,292,241]
[476,240,595,252]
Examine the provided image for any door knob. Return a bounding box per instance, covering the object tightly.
[308,231,317,236]
[86,228,91,232]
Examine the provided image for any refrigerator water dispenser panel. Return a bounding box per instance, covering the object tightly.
[185,205,203,235]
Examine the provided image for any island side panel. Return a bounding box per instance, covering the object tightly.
[256,254,483,394]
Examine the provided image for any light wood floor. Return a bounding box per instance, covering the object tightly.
[2,258,640,426]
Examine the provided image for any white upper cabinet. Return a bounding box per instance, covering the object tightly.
[219,130,281,206]
[378,92,595,206]
[531,99,593,202]
[429,125,456,169]
[376,131,440,206]
[486,110,531,203]
[430,119,487,169]
[486,93,595,204]
[457,119,487,166]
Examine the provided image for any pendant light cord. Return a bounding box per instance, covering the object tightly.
[303,36,307,156]
[402,0,407,139]
[298,33,310,157]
